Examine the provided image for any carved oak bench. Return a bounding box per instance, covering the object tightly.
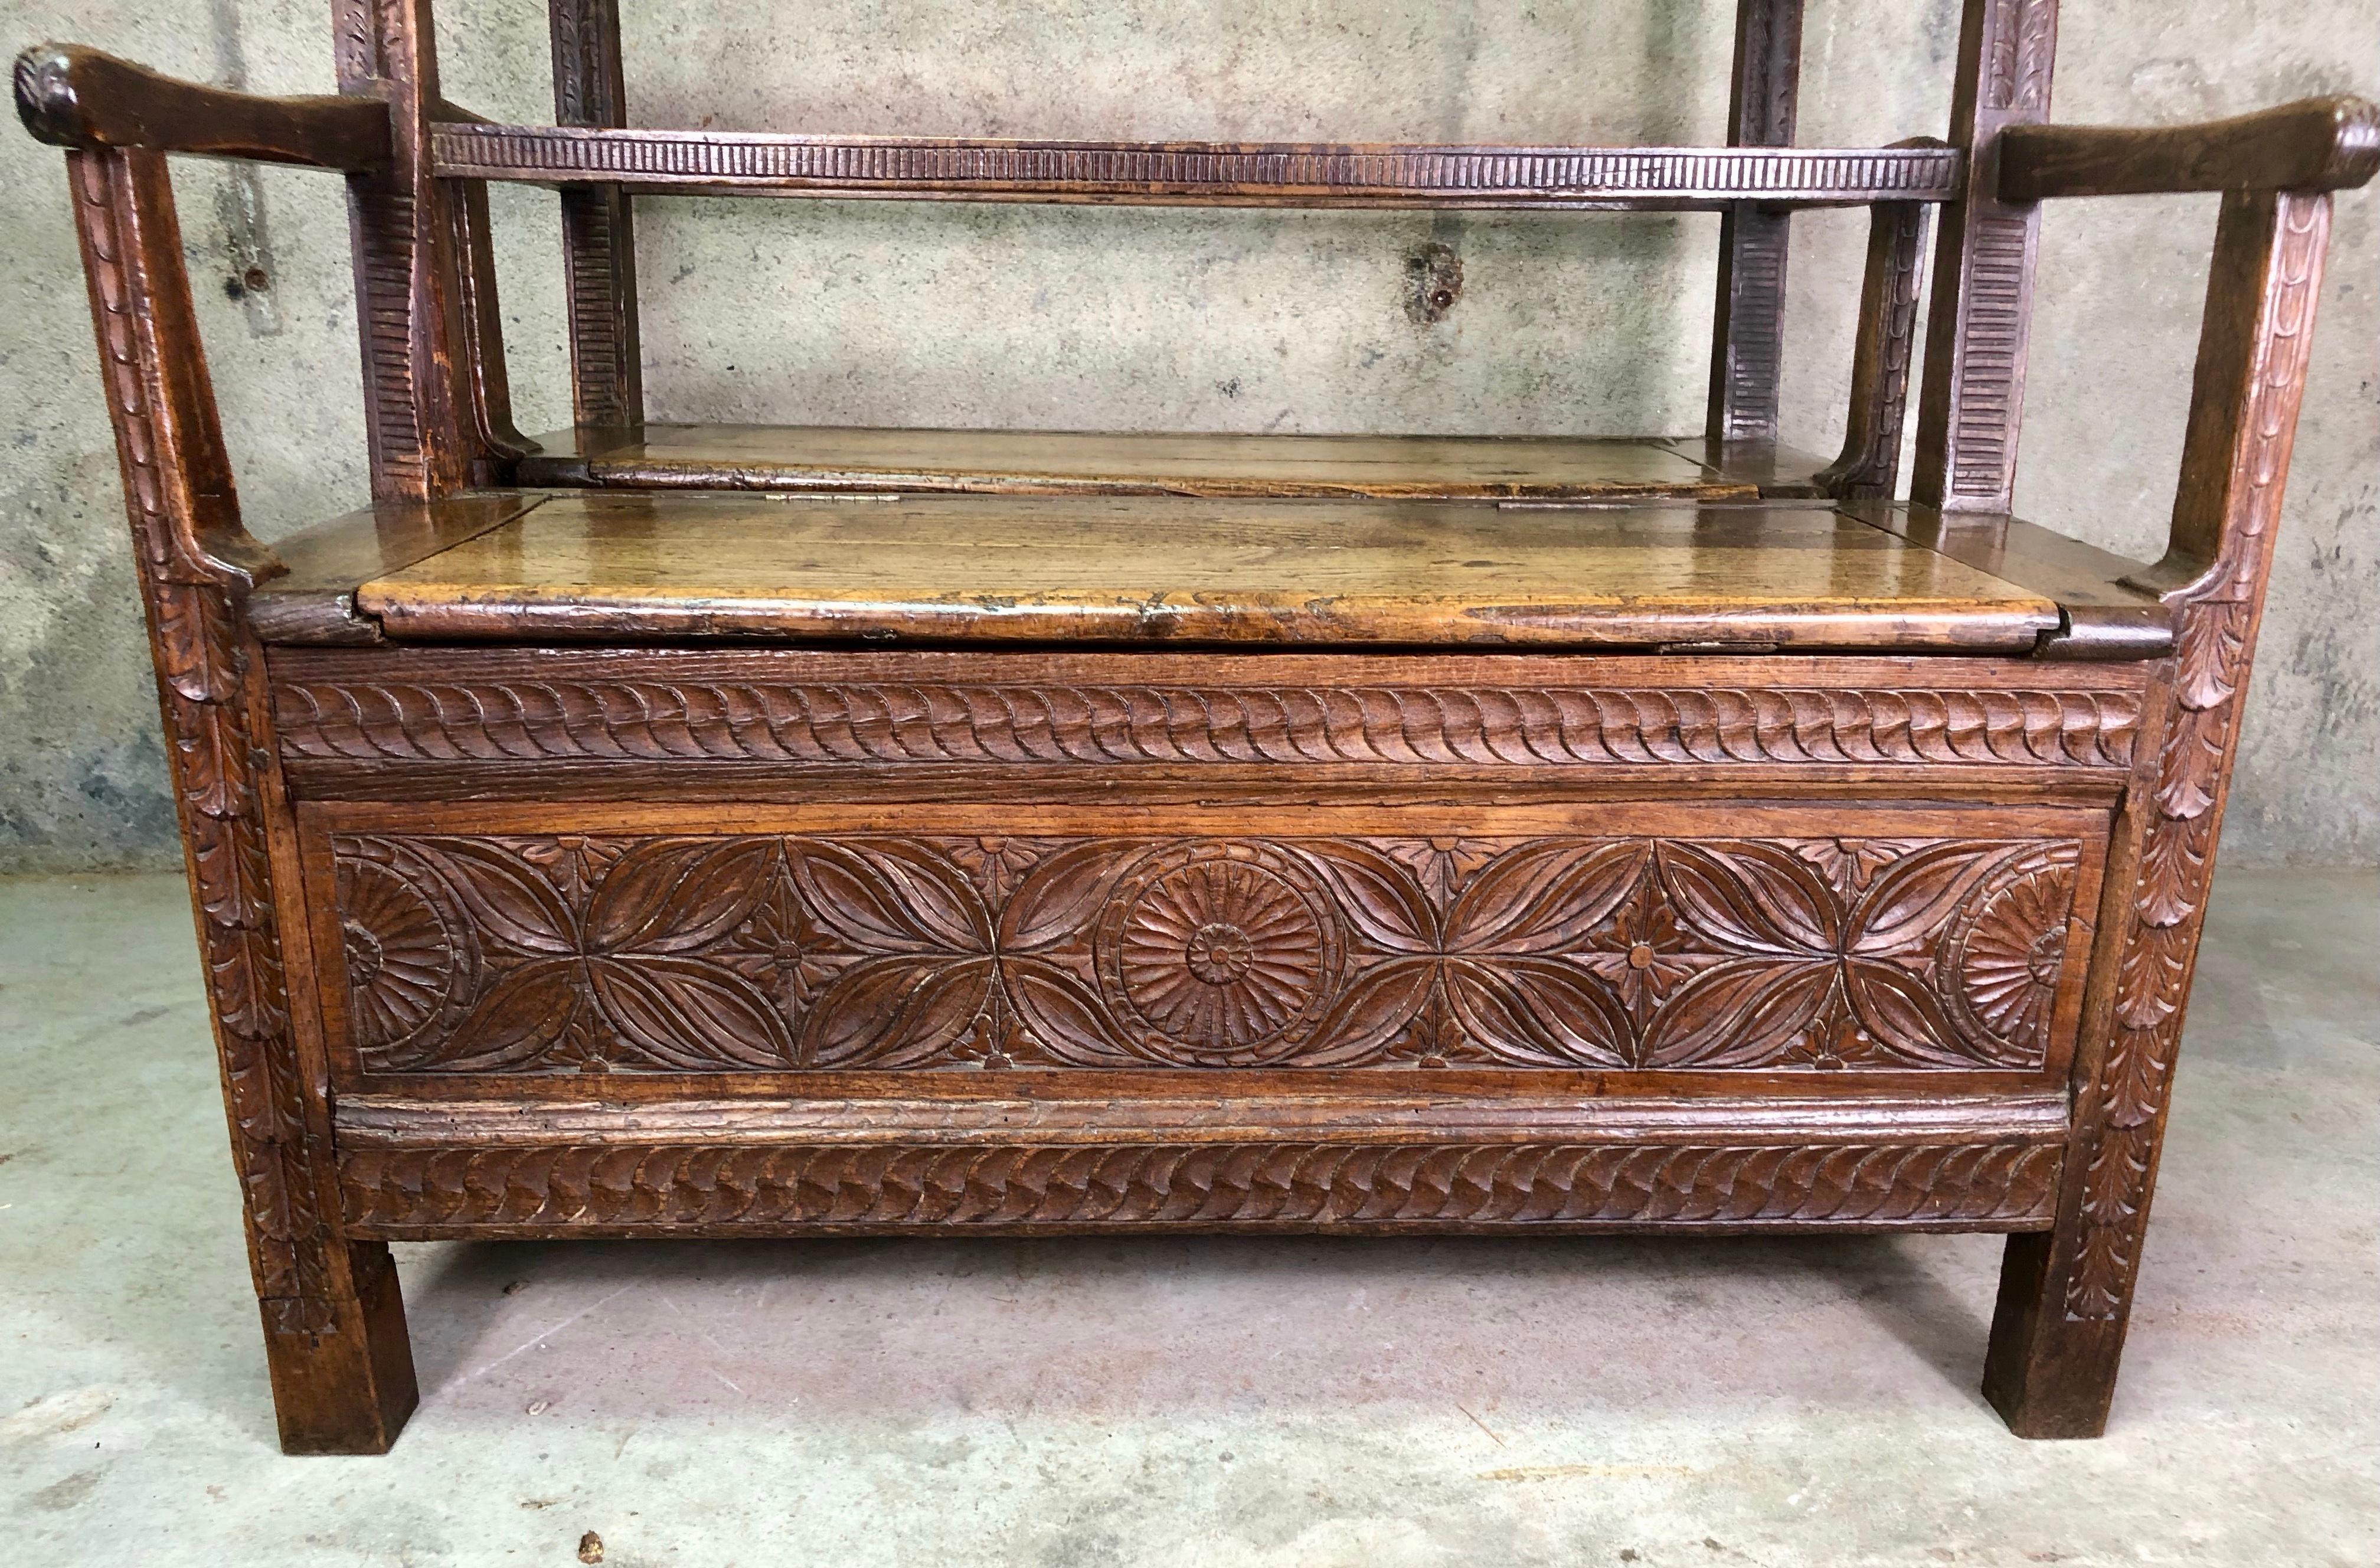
[13,2,2376,1452]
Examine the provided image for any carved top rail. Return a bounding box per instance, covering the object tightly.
[427,125,1967,210]
[13,42,390,171]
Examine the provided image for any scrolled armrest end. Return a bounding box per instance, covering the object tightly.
[2320,94,2380,191]
[14,42,92,150]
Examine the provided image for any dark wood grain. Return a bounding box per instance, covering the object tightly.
[266,648,2152,788]
[429,125,1966,210]
[333,0,485,504]
[338,1135,2066,1237]
[2001,95,2380,201]
[58,141,414,1455]
[316,821,2098,1079]
[13,43,390,169]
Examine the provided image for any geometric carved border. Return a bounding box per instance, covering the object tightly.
[338,1139,2065,1234]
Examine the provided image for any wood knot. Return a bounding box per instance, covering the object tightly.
[1404,241,1463,326]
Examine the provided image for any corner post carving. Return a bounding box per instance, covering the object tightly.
[65,144,416,1453]
[1983,188,2335,1438]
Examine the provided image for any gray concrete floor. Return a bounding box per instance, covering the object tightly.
[1,870,2372,1567]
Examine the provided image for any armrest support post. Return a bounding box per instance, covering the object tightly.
[53,143,414,1453]
[1987,184,2341,1436]
[2127,188,2334,606]
[64,145,278,589]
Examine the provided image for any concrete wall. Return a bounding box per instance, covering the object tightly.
[3,1,2374,870]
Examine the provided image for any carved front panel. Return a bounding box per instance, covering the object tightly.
[325,827,2093,1079]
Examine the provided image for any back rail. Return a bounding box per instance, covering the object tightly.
[428,126,1964,210]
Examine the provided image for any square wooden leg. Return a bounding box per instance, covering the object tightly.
[1983,1231,2130,1439]
[257,1242,419,1455]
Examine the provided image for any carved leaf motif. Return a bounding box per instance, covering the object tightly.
[170,697,254,821]
[205,919,290,1043]
[1295,958,1438,1067]
[1293,841,1438,953]
[431,959,580,1072]
[1638,959,1836,1067]
[186,811,276,942]
[2134,810,2214,930]
[2114,922,2193,1031]
[1655,842,1838,956]
[276,673,2143,772]
[789,840,991,955]
[999,956,1132,1067]
[2173,600,2251,712]
[998,840,1133,953]
[1842,961,1976,1069]
[1848,841,2009,958]
[585,838,778,954]
[151,582,244,704]
[2011,0,2057,111]
[1444,840,1648,955]
[1439,958,1633,1069]
[587,957,790,1069]
[342,1138,2065,1233]
[2099,1019,2179,1130]
[331,831,2080,1076]
[2153,702,2236,825]
[802,955,995,1068]
[423,840,578,955]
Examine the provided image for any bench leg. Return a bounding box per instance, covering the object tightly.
[256,1240,419,1455]
[1982,1230,2131,1438]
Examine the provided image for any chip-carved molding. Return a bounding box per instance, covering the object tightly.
[274,677,2143,773]
[339,1138,2065,1234]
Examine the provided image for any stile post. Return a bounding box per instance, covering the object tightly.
[1912,0,2059,512]
[1706,0,1806,445]
[334,0,493,500]
[549,0,643,430]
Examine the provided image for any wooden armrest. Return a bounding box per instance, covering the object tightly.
[1999,96,2379,201]
[13,42,390,171]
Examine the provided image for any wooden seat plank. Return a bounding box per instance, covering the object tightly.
[349,492,2061,651]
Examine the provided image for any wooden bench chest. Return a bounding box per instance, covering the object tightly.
[14,1,2376,1452]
